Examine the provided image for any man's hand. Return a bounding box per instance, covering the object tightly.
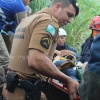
[66,77,79,100]
[60,50,76,56]
[54,50,62,57]
[54,50,76,57]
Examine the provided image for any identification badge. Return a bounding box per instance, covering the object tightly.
[40,37,50,49]
[46,24,56,37]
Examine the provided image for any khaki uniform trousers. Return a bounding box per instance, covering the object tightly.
[2,84,47,100]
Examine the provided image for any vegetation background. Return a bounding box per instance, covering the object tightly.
[29,0,100,53]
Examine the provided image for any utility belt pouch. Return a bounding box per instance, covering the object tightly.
[25,80,42,100]
[6,72,19,92]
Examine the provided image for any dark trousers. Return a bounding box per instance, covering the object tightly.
[79,71,100,100]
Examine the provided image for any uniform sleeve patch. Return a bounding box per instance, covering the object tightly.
[40,37,50,49]
[46,24,56,37]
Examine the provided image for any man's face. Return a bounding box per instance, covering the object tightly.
[57,36,66,46]
[55,4,76,27]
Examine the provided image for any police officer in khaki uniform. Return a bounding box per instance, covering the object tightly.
[2,0,79,100]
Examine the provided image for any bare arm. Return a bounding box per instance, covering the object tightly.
[28,49,68,80]
[28,49,79,100]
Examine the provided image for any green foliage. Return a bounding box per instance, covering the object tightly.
[64,0,100,53]
[29,0,100,53]
[29,0,51,13]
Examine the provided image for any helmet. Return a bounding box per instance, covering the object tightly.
[89,16,100,30]
[59,28,67,36]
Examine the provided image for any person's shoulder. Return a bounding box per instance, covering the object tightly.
[38,13,57,24]
[36,8,58,24]
[0,0,26,15]
[66,44,77,53]
[32,13,58,29]
[83,36,93,45]
[70,47,77,53]
[12,0,26,12]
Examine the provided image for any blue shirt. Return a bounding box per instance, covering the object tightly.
[56,43,80,61]
[0,0,26,33]
[88,32,100,75]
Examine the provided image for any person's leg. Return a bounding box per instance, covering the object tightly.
[0,34,9,96]
[41,92,47,100]
[54,60,79,82]
[0,34,9,70]
[2,84,25,100]
[61,68,79,82]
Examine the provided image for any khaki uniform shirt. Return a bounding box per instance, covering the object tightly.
[9,8,59,79]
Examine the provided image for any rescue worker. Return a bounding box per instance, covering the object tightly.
[79,15,100,100]
[80,16,100,63]
[80,16,97,63]
[2,0,79,100]
[0,0,31,53]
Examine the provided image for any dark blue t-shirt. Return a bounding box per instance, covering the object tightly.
[0,0,26,33]
[80,36,93,63]
[88,32,100,75]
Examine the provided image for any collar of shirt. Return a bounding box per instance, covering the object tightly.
[41,7,58,23]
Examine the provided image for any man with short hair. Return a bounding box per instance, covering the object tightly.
[2,0,80,100]
[79,15,100,100]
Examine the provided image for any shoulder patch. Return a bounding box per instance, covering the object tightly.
[46,24,56,37]
[40,37,50,49]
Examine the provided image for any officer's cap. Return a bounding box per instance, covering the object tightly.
[69,0,79,16]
